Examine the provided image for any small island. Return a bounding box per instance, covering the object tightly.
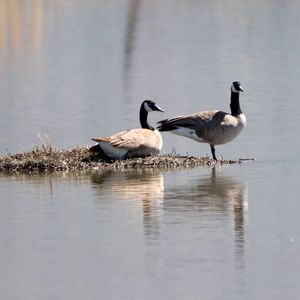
[0,146,253,173]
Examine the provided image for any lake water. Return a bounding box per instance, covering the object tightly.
[1,0,300,299]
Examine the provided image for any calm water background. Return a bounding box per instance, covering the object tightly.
[1,0,300,299]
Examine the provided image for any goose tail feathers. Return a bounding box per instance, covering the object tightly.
[157,119,178,132]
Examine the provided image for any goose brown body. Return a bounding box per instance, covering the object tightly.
[92,128,162,159]
[157,82,246,160]
[90,100,163,160]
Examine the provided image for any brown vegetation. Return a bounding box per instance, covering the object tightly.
[0,146,251,173]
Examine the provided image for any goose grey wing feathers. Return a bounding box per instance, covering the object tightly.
[92,129,158,150]
[157,110,223,130]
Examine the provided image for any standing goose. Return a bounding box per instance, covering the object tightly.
[90,100,164,159]
[157,81,246,160]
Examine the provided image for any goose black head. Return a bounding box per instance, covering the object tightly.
[231,81,244,93]
[142,100,164,112]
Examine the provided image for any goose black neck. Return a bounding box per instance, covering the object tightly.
[140,106,154,130]
[230,91,242,116]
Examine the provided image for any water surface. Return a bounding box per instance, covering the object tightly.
[1,1,300,299]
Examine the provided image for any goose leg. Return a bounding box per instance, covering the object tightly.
[210,145,217,161]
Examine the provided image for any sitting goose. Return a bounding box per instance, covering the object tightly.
[157,81,246,160]
[90,100,164,159]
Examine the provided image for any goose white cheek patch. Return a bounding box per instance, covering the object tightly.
[231,84,243,93]
[144,102,151,112]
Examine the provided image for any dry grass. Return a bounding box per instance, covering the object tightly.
[0,146,251,173]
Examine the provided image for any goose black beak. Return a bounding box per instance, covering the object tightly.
[155,105,164,112]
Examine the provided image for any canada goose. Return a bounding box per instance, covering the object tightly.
[157,81,246,160]
[90,100,164,159]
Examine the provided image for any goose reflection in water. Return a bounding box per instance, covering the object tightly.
[165,167,248,266]
[90,169,164,238]
[200,167,247,249]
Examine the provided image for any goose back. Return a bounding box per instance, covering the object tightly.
[158,110,246,145]
[92,128,162,159]
[90,100,164,159]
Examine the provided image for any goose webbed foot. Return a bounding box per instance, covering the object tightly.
[210,145,217,161]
